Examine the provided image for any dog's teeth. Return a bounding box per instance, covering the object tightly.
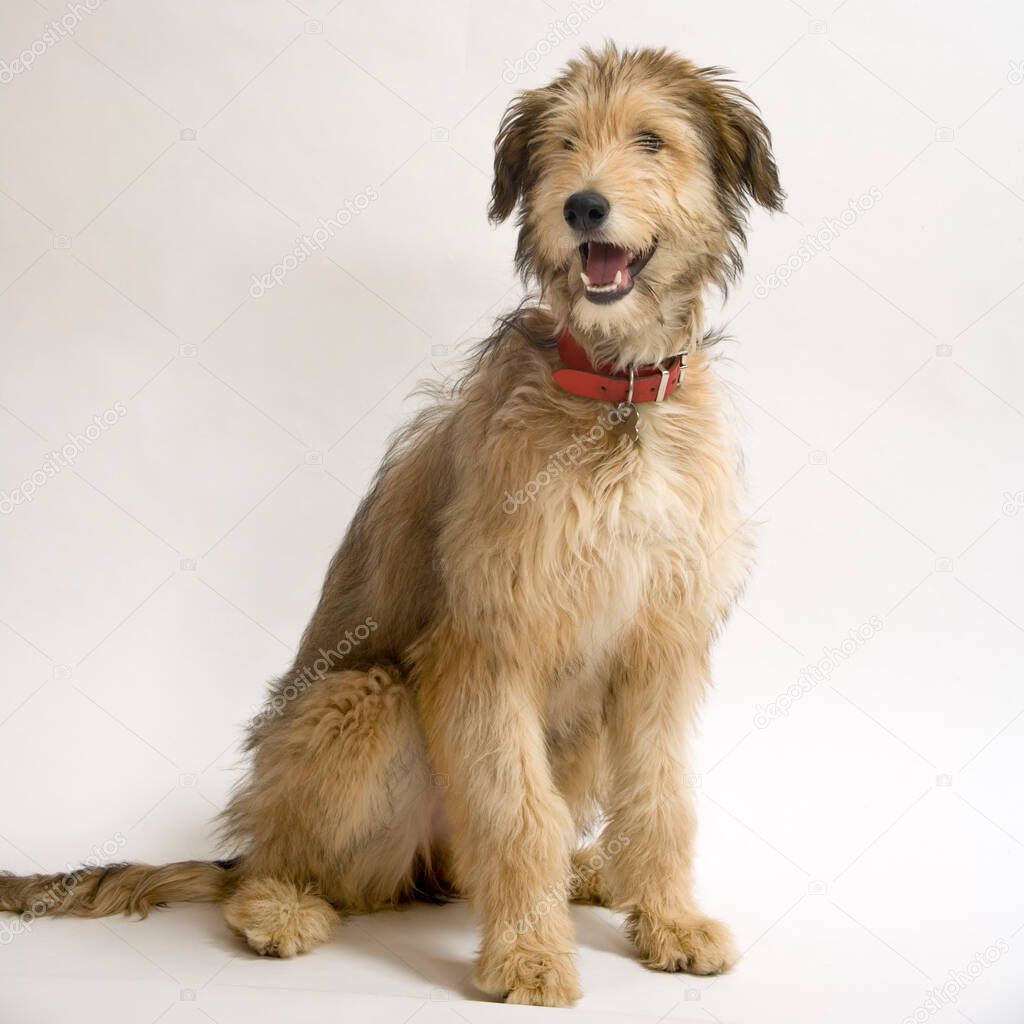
[583,270,628,294]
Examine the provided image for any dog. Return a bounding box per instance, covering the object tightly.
[0,43,782,1007]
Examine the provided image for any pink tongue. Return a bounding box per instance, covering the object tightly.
[586,242,630,286]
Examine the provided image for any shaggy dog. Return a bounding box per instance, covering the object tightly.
[1,44,782,1007]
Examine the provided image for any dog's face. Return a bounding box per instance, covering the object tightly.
[490,46,783,361]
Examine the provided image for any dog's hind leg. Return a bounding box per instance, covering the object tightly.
[222,666,437,957]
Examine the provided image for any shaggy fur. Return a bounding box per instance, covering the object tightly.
[0,44,782,1007]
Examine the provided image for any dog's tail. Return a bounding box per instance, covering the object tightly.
[0,857,242,920]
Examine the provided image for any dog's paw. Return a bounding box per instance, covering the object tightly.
[477,946,582,1007]
[627,909,737,975]
[224,877,337,958]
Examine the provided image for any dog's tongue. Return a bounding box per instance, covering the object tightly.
[586,242,631,287]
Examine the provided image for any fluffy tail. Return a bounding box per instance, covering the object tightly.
[0,857,241,920]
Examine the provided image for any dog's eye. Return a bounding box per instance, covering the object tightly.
[562,137,575,151]
[636,131,664,153]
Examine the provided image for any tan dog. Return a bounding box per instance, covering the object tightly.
[0,44,782,1007]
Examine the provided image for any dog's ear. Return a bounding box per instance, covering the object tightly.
[700,73,784,213]
[489,87,551,224]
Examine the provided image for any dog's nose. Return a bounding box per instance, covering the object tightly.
[563,191,609,230]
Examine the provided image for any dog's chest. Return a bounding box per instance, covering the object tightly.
[542,443,695,724]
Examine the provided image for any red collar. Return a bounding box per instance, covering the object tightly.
[552,328,686,404]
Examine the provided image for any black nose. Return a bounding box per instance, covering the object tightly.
[563,190,609,230]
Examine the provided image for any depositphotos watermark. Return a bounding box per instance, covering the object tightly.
[250,617,379,726]
[501,834,630,943]
[754,615,883,728]
[1001,490,1024,516]
[249,188,379,298]
[900,939,1009,1023]
[501,0,606,84]
[1,402,127,515]
[0,0,105,84]
[753,186,882,298]
[502,403,632,513]
[0,832,127,945]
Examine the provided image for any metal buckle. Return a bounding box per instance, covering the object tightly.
[654,362,671,403]
[677,350,689,391]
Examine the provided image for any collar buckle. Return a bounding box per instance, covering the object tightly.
[676,350,689,393]
[654,362,671,403]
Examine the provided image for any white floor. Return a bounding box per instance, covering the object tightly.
[1,0,1023,1021]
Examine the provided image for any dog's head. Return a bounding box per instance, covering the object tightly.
[490,45,783,362]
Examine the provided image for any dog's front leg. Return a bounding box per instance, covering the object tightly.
[418,634,581,1007]
[604,623,738,975]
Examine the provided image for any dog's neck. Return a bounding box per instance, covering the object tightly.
[561,292,705,371]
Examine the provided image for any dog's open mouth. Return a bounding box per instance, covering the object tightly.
[578,240,657,304]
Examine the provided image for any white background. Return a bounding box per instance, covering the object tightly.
[1,0,1022,1022]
